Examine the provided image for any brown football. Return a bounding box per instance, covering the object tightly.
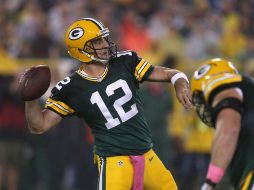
[19,65,51,101]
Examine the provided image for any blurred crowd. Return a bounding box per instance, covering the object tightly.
[1,0,254,189]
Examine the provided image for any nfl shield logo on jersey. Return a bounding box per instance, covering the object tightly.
[118,161,124,167]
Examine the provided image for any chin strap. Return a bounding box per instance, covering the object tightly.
[81,50,109,64]
[91,56,109,65]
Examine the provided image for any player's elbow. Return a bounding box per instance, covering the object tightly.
[28,124,47,134]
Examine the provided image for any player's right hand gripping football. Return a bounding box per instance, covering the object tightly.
[174,78,193,109]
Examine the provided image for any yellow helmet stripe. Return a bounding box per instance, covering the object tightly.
[203,74,242,101]
[204,74,242,95]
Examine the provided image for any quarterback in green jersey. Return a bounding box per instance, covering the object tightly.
[24,18,192,190]
[191,58,254,190]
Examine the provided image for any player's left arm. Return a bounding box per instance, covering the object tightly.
[201,88,243,189]
[146,66,192,109]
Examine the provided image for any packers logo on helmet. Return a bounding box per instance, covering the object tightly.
[194,64,211,80]
[65,18,117,64]
[69,28,84,40]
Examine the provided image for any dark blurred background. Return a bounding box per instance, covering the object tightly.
[1,0,254,189]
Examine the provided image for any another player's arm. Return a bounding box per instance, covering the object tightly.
[146,66,192,109]
[25,100,62,134]
[203,88,243,189]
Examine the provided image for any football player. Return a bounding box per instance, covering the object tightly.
[191,58,254,190]
[25,18,192,190]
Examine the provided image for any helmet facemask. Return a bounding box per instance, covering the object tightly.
[81,34,117,64]
[192,91,214,127]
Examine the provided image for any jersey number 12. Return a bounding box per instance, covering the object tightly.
[90,79,138,129]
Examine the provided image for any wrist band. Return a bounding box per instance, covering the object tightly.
[171,72,189,85]
[206,164,225,184]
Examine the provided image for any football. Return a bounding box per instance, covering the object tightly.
[19,65,51,101]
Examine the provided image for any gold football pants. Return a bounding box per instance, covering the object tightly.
[96,149,178,190]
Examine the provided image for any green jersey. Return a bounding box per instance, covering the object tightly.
[45,51,154,156]
[227,75,254,188]
[209,75,254,188]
